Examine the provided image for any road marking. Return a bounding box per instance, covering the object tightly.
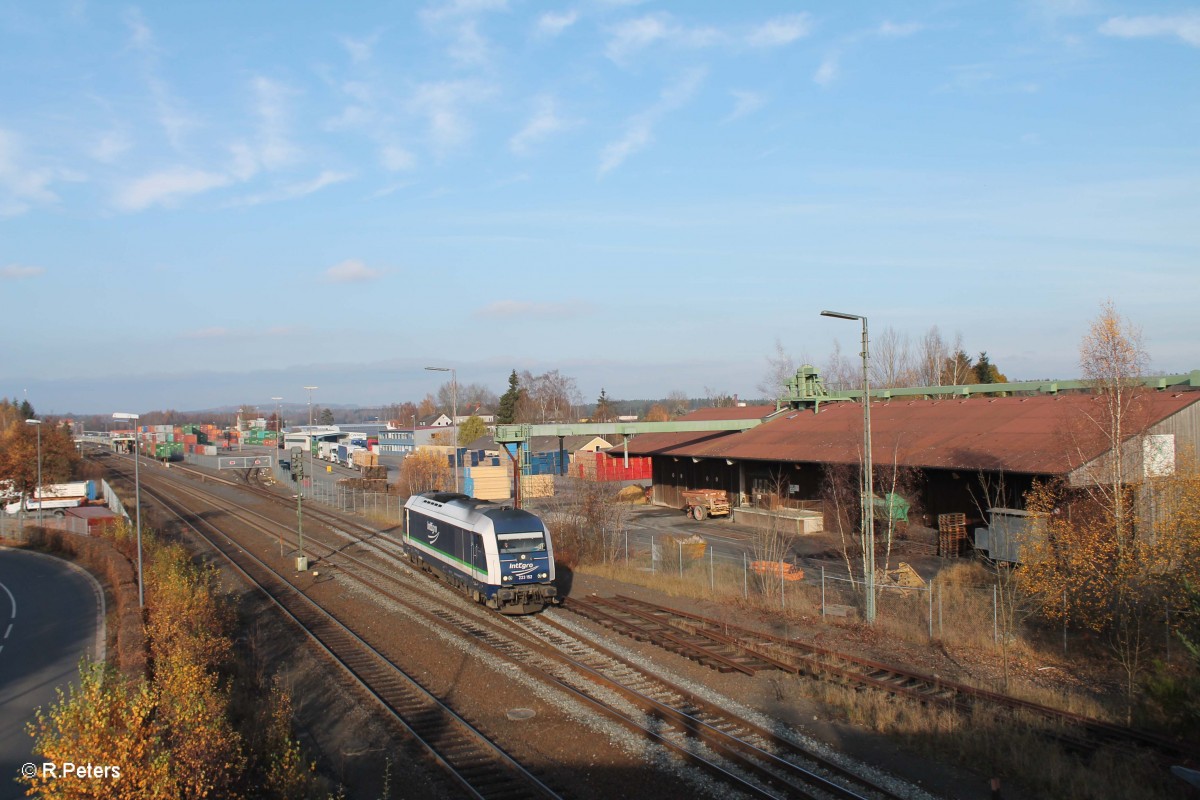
[0,579,14,620]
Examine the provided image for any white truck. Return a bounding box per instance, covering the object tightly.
[3,481,96,516]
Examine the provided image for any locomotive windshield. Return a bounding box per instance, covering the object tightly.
[497,532,547,556]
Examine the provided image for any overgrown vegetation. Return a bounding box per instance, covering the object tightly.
[19,521,321,799]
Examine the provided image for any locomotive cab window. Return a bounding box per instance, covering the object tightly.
[497,532,547,556]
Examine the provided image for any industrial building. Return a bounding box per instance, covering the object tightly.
[621,390,1200,531]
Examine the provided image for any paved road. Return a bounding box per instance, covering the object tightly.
[0,548,104,800]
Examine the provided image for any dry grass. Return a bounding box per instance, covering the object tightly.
[574,555,1184,799]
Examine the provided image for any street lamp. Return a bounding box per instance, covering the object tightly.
[25,419,41,514]
[303,386,318,499]
[821,309,875,624]
[112,412,144,607]
[425,366,458,494]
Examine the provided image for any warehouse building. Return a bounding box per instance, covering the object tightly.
[622,390,1200,530]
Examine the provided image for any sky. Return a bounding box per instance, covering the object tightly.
[2,1,1198,416]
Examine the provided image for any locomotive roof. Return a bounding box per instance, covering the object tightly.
[408,492,545,532]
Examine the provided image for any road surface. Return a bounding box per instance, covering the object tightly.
[0,547,104,799]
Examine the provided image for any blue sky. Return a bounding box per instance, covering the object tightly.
[2,1,1198,415]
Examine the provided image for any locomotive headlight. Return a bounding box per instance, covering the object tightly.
[502,575,512,582]
[537,572,548,579]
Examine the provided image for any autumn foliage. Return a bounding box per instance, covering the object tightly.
[21,531,314,798]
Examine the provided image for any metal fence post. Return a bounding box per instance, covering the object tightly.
[928,579,933,640]
[678,541,683,580]
[625,530,629,564]
[709,545,714,592]
[1063,590,1068,656]
[993,584,998,647]
[938,581,943,637]
[743,552,747,598]
[821,566,825,618]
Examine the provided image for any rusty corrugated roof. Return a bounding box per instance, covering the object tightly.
[624,393,1200,475]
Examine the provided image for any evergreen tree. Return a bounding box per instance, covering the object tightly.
[593,389,614,422]
[974,351,996,384]
[497,370,521,425]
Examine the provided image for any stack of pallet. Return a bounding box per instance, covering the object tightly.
[352,450,379,468]
[360,465,387,480]
[938,513,968,557]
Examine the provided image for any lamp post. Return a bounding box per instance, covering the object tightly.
[821,310,875,624]
[425,366,458,493]
[303,385,318,499]
[112,412,144,607]
[25,419,41,515]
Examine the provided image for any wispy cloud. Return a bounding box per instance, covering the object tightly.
[324,259,383,283]
[724,90,765,123]
[535,10,578,38]
[230,170,352,207]
[1099,14,1200,47]
[1,264,46,280]
[410,80,494,157]
[420,0,509,66]
[599,69,705,175]
[473,299,579,319]
[745,13,811,47]
[89,130,131,163]
[813,54,839,87]
[114,167,231,211]
[0,129,61,216]
[510,96,574,155]
[604,13,719,63]
[340,33,378,63]
[876,21,924,38]
[381,145,416,171]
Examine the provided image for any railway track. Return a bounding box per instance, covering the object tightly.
[106,460,562,800]
[105,456,917,800]
[566,594,1200,762]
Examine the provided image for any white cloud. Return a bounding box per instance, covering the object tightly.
[410,80,493,156]
[252,77,300,170]
[230,170,352,207]
[510,96,573,155]
[0,129,62,216]
[124,8,155,53]
[724,90,765,122]
[535,10,578,37]
[474,300,577,319]
[599,69,704,175]
[605,13,719,62]
[381,145,416,171]
[340,33,378,63]
[745,13,811,47]
[420,0,508,24]
[814,54,839,87]
[114,167,231,211]
[89,130,131,163]
[324,259,383,283]
[1,264,45,280]
[1099,14,1200,47]
[420,0,508,66]
[877,21,924,38]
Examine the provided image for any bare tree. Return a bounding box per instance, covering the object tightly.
[915,325,948,387]
[870,326,916,388]
[941,332,975,385]
[757,338,806,400]
[517,370,580,423]
[665,390,690,417]
[750,469,799,602]
[823,338,859,390]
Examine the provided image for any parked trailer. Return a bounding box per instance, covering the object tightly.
[5,494,84,515]
[680,489,731,521]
